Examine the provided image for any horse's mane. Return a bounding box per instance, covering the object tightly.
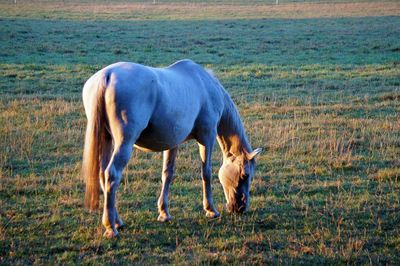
[207,69,251,154]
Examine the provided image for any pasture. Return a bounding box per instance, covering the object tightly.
[0,0,399,264]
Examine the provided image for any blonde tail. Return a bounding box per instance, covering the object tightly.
[82,72,108,211]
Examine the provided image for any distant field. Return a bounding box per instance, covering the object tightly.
[0,1,399,264]
[1,1,399,20]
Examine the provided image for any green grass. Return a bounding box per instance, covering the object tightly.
[1,1,400,264]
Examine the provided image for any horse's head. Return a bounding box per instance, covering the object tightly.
[218,148,262,214]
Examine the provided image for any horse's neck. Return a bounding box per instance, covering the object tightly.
[217,94,251,157]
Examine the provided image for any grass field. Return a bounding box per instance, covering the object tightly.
[1,0,399,264]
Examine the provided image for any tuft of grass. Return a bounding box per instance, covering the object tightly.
[373,168,400,182]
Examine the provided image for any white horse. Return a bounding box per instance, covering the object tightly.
[82,59,262,238]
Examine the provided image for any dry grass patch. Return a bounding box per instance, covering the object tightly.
[1,1,399,20]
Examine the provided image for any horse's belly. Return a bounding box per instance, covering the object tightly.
[134,122,192,152]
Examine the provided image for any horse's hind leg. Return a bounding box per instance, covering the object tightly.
[100,136,124,230]
[100,136,112,195]
[157,147,178,222]
[102,138,135,238]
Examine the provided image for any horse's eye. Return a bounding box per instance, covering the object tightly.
[241,174,249,179]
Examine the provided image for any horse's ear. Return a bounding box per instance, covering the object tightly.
[247,148,263,160]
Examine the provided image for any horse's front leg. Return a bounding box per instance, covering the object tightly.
[198,142,220,218]
[157,147,178,222]
[102,140,133,238]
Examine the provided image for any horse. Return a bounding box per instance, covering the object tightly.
[82,59,262,238]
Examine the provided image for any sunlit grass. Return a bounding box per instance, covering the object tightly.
[0,1,398,20]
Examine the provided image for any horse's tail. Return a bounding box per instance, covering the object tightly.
[82,71,109,211]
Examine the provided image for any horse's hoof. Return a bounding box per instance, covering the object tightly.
[157,213,172,222]
[103,229,119,238]
[205,210,220,218]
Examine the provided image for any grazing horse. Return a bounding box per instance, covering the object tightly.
[82,59,262,238]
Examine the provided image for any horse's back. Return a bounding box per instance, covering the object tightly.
[166,59,201,74]
[100,59,222,107]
